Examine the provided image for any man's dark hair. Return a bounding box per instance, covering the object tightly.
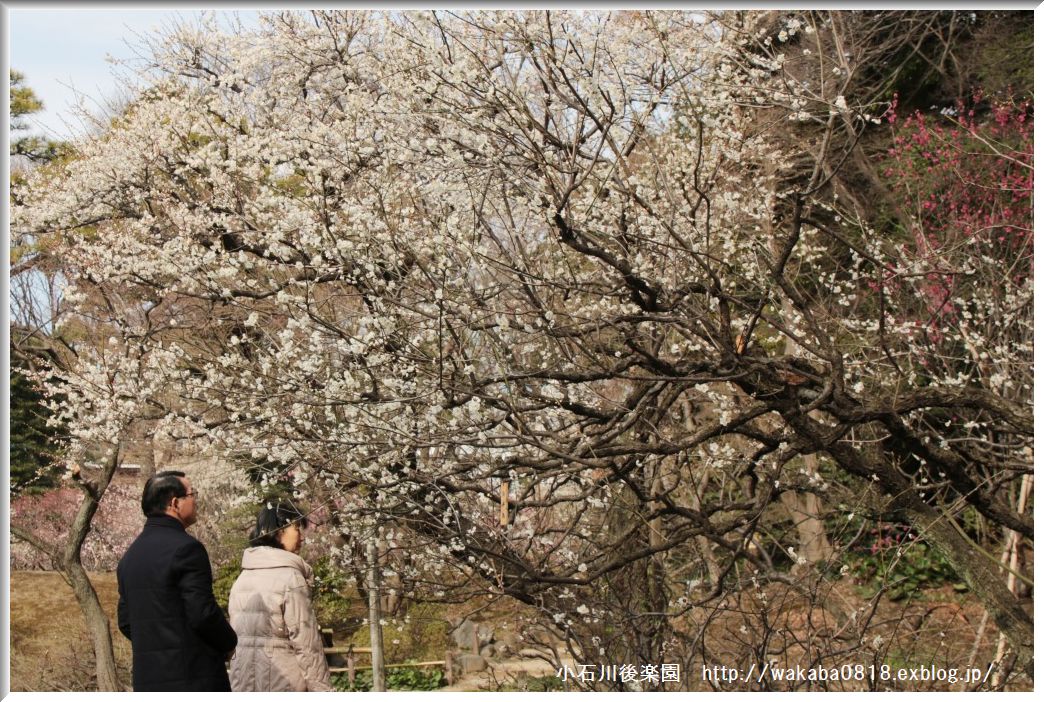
[249,500,307,549]
[141,470,187,517]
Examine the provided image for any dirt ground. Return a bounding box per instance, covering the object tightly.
[9,570,1031,692]
[10,571,558,692]
[10,571,133,691]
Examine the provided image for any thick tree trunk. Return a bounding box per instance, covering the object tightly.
[783,411,1033,679]
[886,480,1032,680]
[780,484,833,564]
[772,298,833,565]
[647,465,668,611]
[62,561,121,691]
[61,450,122,691]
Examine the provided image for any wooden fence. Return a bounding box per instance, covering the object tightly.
[322,630,455,686]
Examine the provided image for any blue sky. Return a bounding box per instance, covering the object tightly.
[9,8,259,140]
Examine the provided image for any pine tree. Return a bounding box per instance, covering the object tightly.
[9,360,62,493]
[10,71,67,493]
[10,69,62,164]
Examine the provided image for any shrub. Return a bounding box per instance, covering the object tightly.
[331,665,445,691]
[837,519,960,600]
[311,555,356,630]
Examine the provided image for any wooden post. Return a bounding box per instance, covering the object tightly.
[347,651,356,684]
[444,650,454,686]
[500,480,510,526]
[368,536,386,691]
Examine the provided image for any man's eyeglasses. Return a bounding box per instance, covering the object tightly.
[179,490,199,500]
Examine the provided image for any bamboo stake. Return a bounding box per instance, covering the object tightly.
[990,474,1032,688]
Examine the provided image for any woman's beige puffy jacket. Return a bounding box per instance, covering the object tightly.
[228,546,333,691]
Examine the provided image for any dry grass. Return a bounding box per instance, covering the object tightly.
[9,570,1030,692]
[10,571,133,691]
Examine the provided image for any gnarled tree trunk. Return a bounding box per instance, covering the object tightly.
[784,410,1033,679]
[11,449,122,691]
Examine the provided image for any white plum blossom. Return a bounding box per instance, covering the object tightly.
[12,9,1032,682]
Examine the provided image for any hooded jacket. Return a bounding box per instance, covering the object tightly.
[228,546,333,692]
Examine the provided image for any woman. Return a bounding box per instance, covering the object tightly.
[228,501,333,692]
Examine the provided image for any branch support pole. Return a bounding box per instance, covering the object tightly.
[367,533,386,691]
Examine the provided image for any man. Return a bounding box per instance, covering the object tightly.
[117,470,237,691]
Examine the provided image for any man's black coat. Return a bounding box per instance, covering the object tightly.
[117,515,238,691]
